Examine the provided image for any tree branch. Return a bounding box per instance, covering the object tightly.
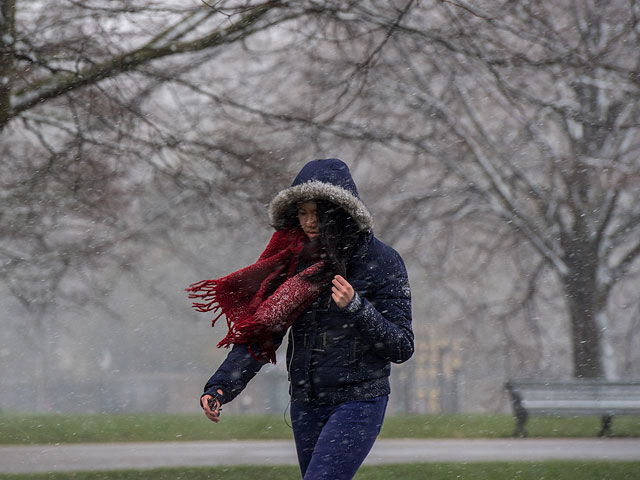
[0,0,16,127]
[6,1,282,122]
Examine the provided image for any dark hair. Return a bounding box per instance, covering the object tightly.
[280,203,301,229]
[315,200,361,277]
[281,199,361,278]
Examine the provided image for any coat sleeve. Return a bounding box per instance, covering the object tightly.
[202,335,285,405]
[348,246,414,364]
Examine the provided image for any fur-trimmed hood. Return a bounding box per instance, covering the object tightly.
[269,158,374,232]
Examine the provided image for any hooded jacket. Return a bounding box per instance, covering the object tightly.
[203,158,414,406]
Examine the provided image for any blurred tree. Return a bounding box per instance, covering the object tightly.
[400,0,640,380]
[0,0,294,313]
[290,0,640,379]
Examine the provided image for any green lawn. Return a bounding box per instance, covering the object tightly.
[1,413,639,445]
[0,413,290,444]
[379,413,640,438]
[2,462,640,480]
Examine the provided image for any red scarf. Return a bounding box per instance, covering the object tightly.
[186,228,324,363]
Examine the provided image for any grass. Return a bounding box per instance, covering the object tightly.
[2,462,640,480]
[0,413,292,445]
[1,413,639,445]
[379,413,640,438]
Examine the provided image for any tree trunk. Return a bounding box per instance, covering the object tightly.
[563,263,603,378]
[0,0,16,129]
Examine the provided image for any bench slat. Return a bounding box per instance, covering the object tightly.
[523,400,640,410]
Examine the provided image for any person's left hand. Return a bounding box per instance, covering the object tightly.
[201,389,224,423]
[332,275,354,309]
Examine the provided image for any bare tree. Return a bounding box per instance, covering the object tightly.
[1,1,292,310]
[288,0,640,379]
[419,0,639,380]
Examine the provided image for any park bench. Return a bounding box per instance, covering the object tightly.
[505,380,640,437]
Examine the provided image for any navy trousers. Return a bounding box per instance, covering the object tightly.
[290,395,388,480]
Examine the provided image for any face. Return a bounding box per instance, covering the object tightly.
[297,200,319,240]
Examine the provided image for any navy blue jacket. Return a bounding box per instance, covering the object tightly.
[202,159,414,406]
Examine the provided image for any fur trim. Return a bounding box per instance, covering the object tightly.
[269,180,374,232]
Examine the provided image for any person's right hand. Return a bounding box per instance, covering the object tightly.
[201,389,223,423]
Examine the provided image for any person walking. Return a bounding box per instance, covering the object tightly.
[187,158,414,479]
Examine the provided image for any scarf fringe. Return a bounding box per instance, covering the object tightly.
[185,280,227,327]
[186,279,218,312]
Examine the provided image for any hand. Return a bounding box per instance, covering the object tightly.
[332,275,354,309]
[202,389,223,423]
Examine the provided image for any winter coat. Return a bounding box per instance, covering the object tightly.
[203,158,414,406]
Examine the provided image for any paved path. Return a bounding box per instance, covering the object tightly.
[2,438,640,474]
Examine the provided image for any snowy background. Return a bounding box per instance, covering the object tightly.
[1,0,640,415]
